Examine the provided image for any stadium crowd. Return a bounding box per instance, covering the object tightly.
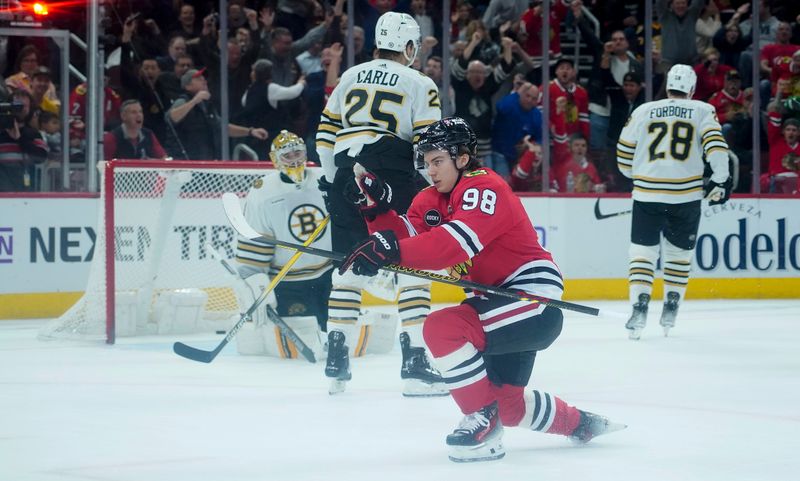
[0,0,799,194]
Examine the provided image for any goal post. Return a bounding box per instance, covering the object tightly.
[39,160,273,344]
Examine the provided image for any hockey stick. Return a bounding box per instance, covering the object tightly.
[173,210,330,363]
[222,193,600,317]
[593,199,632,220]
[265,305,317,363]
[206,244,317,363]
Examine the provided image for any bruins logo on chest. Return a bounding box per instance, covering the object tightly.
[288,204,327,243]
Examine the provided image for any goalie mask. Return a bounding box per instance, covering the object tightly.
[270,130,307,184]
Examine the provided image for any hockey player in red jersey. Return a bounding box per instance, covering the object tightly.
[339,117,625,462]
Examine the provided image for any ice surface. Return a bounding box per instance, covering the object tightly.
[2,300,798,481]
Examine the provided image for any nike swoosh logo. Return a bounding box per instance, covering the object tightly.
[594,199,632,220]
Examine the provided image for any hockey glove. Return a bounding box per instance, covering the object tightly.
[357,170,393,220]
[704,176,733,206]
[338,230,400,277]
[317,176,334,214]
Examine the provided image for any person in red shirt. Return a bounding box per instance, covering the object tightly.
[552,133,603,192]
[521,0,568,61]
[693,47,732,101]
[547,58,590,141]
[759,21,800,97]
[762,113,800,192]
[772,49,800,97]
[509,134,543,191]
[69,76,122,131]
[338,117,625,462]
[103,99,167,160]
[708,70,749,140]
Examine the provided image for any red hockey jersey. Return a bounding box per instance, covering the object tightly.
[367,168,564,300]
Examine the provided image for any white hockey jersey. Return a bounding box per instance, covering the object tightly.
[616,97,729,204]
[236,168,332,281]
[316,58,441,179]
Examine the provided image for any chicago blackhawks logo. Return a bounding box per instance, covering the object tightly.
[446,259,473,280]
[288,204,326,243]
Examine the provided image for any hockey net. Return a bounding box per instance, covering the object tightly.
[39,160,271,343]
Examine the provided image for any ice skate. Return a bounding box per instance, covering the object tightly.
[325,331,351,395]
[660,292,680,337]
[569,410,627,444]
[625,293,650,340]
[399,332,448,397]
[446,401,505,463]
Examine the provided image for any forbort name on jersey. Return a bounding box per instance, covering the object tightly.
[649,106,695,119]
[356,69,400,87]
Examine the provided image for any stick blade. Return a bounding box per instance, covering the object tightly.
[222,192,261,240]
[173,341,218,363]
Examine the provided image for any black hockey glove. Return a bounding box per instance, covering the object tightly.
[704,176,733,206]
[318,176,334,214]
[356,169,393,220]
[338,230,400,277]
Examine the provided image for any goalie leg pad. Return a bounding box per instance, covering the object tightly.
[272,315,324,360]
[235,321,268,355]
[350,309,397,356]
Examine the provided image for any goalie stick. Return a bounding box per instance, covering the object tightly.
[222,193,600,317]
[173,209,330,363]
[208,244,318,363]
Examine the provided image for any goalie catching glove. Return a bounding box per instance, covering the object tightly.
[353,162,393,220]
[339,230,400,277]
[704,176,733,206]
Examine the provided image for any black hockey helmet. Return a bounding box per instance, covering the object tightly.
[415,117,478,169]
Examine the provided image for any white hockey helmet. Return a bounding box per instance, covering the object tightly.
[375,11,421,66]
[270,130,307,184]
[666,64,697,98]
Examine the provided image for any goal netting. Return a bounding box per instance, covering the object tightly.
[39,160,271,343]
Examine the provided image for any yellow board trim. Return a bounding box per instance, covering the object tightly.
[3,278,800,319]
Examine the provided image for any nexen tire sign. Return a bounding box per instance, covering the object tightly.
[0,195,798,317]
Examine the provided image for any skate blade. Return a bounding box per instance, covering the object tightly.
[448,442,505,463]
[328,379,348,395]
[570,421,628,445]
[627,328,643,340]
[402,379,449,398]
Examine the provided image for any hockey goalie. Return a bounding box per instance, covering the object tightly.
[231,130,399,359]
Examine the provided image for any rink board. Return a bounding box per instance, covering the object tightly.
[1,191,798,318]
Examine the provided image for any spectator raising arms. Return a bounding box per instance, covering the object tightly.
[489,82,541,179]
[165,68,267,160]
[451,37,515,159]
[237,59,306,157]
[693,48,732,101]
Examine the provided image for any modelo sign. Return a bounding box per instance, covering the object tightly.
[696,199,800,275]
